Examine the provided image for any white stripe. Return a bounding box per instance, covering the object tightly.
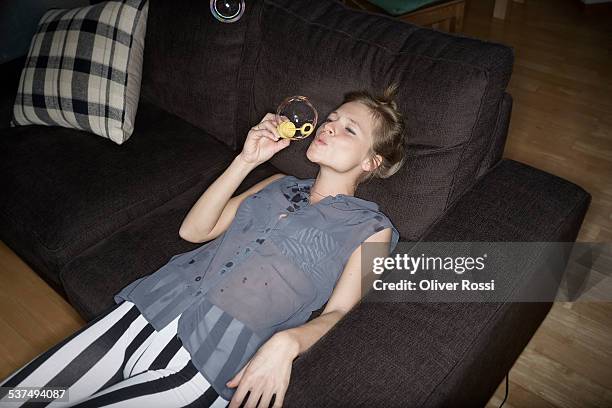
[167,346,191,369]
[45,312,151,408]
[86,369,224,408]
[74,336,230,408]
[187,305,223,354]
[129,314,181,376]
[83,339,192,402]
[123,326,157,379]
[210,394,231,408]
[202,316,244,380]
[42,8,65,23]
[52,7,81,129]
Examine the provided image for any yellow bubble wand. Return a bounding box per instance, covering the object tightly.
[277,121,314,139]
[275,95,318,140]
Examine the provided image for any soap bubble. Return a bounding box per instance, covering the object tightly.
[210,0,245,23]
[275,96,318,140]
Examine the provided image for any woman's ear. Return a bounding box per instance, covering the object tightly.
[363,153,383,172]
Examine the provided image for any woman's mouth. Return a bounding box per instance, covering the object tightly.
[315,137,327,145]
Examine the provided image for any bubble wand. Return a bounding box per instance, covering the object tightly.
[275,96,318,140]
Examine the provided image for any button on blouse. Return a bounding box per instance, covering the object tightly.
[114,175,400,400]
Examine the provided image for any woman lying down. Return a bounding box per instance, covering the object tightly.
[0,83,405,408]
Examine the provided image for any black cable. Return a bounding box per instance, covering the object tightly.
[498,372,509,408]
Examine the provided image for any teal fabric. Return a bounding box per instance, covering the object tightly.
[114,175,399,400]
[367,0,442,15]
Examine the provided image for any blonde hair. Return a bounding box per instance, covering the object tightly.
[341,82,406,185]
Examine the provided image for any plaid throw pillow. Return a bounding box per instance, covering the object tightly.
[11,0,148,144]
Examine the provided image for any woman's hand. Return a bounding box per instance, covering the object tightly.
[226,332,298,408]
[239,113,291,166]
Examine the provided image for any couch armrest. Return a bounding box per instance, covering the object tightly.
[283,159,591,408]
[0,56,24,129]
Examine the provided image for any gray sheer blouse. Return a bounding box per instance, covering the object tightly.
[114,175,400,400]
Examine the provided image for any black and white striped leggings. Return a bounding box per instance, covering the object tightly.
[0,300,230,407]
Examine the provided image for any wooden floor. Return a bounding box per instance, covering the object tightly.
[0,0,611,406]
[462,0,612,407]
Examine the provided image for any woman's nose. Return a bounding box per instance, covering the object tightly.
[323,123,334,136]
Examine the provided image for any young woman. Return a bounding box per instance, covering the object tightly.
[0,83,406,408]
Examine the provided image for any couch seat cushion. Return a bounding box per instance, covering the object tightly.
[0,99,234,285]
[60,162,282,320]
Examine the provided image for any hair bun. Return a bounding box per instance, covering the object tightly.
[379,99,396,109]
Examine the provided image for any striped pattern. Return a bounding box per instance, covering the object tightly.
[114,175,401,401]
[11,0,148,144]
[0,300,229,407]
[180,299,265,401]
[279,226,341,265]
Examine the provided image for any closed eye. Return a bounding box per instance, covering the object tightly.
[323,117,355,135]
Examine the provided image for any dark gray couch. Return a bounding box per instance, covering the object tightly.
[0,0,591,406]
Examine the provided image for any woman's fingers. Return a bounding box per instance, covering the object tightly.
[272,387,287,408]
[243,388,264,408]
[258,113,279,131]
[258,388,275,408]
[262,112,276,122]
[259,120,282,140]
[250,126,277,142]
[241,112,289,165]
[274,137,291,152]
[229,383,250,408]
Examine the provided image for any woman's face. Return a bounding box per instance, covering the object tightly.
[306,101,377,175]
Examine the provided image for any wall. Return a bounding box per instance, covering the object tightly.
[0,0,90,64]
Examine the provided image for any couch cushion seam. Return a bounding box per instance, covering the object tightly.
[442,69,490,210]
[476,93,506,177]
[264,0,494,74]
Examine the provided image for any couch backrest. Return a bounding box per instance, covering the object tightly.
[478,92,513,179]
[139,0,259,150]
[140,0,514,242]
[235,0,515,241]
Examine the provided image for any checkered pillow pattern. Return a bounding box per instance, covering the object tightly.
[11,0,148,144]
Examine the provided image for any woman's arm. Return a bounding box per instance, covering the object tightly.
[279,227,393,358]
[179,112,289,243]
[179,154,284,243]
[178,154,253,243]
